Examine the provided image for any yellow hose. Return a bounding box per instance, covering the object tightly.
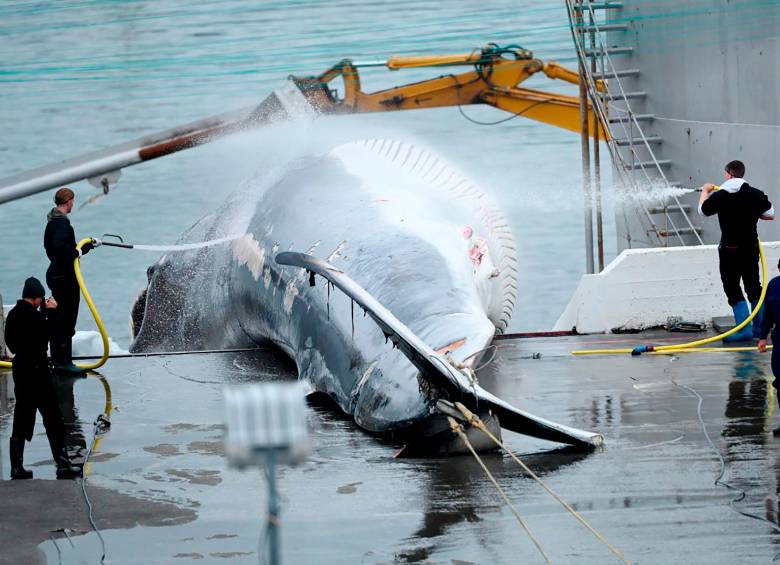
[72,238,110,370]
[0,238,110,370]
[572,239,769,356]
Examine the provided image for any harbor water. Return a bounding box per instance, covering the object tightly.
[0,0,616,345]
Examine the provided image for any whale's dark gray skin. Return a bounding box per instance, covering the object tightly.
[131,139,602,448]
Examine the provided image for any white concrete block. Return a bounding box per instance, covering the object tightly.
[554,242,780,334]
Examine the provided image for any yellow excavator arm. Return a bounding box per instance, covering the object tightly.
[292,44,607,139]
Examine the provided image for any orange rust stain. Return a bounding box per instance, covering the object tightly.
[435,337,467,355]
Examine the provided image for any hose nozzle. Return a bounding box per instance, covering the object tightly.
[96,234,133,249]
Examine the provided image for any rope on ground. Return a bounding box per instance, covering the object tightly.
[453,402,631,565]
[446,416,552,564]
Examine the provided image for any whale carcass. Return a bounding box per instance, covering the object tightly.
[131,139,602,451]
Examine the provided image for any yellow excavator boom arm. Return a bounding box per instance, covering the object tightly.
[292,44,608,139]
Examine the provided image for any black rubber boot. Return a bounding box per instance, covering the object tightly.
[48,435,81,480]
[10,437,33,480]
[52,335,85,376]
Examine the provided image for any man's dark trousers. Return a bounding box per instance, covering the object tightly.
[719,245,762,306]
[12,361,65,448]
[46,269,80,361]
[772,343,780,396]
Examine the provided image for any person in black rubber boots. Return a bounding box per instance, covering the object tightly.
[6,277,81,480]
[699,160,774,341]
[44,187,93,375]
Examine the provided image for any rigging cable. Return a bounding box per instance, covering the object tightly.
[447,416,552,564]
[453,402,631,564]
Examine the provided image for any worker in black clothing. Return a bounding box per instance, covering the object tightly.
[757,259,780,435]
[6,277,81,480]
[44,187,93,374]
[699,160,774,341]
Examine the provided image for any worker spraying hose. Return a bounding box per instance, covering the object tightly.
[44,188,94,375]
[574,160,774,357]
[698,160,774,342]
[0,230,240,373]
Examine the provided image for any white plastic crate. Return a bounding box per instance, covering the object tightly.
[223,382,310,468]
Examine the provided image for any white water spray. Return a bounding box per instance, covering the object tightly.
[113,234,243,252]
[612,182,695,204]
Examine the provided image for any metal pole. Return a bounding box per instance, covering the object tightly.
[590,9,605,272]
[267,452,280,565]
[577,0,595,274]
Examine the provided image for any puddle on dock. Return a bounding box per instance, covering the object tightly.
[1,333,780,563]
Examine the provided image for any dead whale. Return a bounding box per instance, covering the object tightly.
[131,139,602,451]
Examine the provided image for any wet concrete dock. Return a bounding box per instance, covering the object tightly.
[1,331,780,564]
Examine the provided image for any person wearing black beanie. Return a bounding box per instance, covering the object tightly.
[21,277,45,300]
[5,277,81,480]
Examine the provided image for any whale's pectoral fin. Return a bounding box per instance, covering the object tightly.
[473,385,603,447]
[275,252,603,449]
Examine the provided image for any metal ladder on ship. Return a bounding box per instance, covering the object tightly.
[565,0,703,247]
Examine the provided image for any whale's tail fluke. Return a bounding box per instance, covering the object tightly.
[276,251,603,449]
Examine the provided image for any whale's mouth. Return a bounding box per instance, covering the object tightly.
[394,404,502,458]
[130,286,147,340]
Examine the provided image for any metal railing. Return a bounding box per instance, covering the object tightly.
[565,0,703,247]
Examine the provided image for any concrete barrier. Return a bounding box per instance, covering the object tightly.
[554,241,780,334]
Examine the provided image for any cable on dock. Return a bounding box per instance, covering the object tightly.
[669,373,780,536]
[80,373,113,564]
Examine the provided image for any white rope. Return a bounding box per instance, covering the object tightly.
[454,403,631,564]
[447,417,553,564]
